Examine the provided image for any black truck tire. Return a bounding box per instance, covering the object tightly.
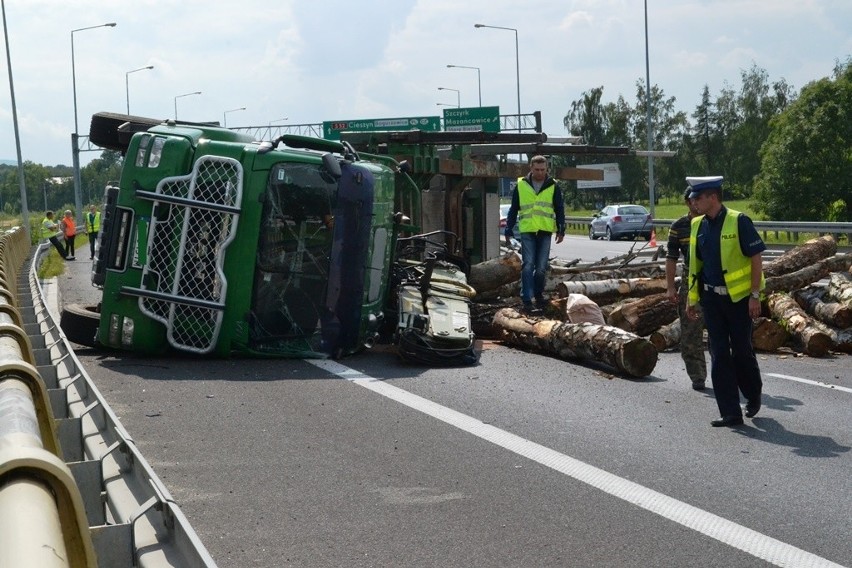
[89,112,163,153]
[60,304,101,347]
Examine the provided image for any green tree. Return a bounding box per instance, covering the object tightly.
[753,58,852,221]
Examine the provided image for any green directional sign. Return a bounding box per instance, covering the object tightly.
[323,116,441,140]
[443,106,501,132]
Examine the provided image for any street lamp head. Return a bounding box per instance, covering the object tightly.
[474,24,484,28]
[106,23,117,27]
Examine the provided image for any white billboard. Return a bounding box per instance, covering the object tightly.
[577,163,621,189]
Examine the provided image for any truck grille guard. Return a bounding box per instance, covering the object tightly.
[133,156,243,354]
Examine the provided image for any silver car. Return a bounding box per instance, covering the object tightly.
[589,204,653,241]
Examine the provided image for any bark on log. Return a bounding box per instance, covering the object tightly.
[468,252,522,294]
[555,277,668,304]
[827,272,852,306]
[793,285,852,329]
[605,293,678,337]
[558,263,666,282]
[767,293,833,357]
[599,297,642,318]
[763,236,838,277]
[649,318,680,351]
[811,320,852,353]
[764,254,852,294]
[752,317,789,353]
[492,308,658,377]
[650,316,786,353]
[471,300,515,337]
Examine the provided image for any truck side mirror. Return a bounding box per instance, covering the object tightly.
[322,153,342,179]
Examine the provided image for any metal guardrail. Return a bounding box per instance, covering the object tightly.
[0,227,217,567]
[565,216,852,238]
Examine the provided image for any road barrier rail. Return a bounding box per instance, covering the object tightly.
[0,226,216,567]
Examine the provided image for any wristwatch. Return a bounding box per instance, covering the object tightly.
[750,291,761,300]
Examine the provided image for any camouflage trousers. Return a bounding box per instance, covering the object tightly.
[678,282,707,384]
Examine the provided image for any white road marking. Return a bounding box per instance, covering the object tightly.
[766,373,852,394]
[309,358,846,568]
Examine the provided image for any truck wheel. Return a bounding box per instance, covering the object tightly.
[89,112,163,153]
[60,304,101,348]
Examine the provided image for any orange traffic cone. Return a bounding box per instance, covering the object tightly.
[650,229,657,247]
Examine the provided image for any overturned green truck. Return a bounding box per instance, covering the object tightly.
[72,112,477,363]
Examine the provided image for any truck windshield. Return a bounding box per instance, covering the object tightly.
[249,163,337,353]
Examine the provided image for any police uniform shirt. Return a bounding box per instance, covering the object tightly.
[695,206,766,287]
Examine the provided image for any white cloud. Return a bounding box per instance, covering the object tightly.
[0,0,849,165]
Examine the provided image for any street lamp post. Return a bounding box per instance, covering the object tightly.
[437,87,460,108]
[447,64,481,106]
[71,22,116,226]
[474,23,520,131]
[223,107,246,128]
[174,91,201,120]
[643,0,657,217]
[125,65,153,114]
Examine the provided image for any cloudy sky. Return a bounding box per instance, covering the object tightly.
[1,0,850,166]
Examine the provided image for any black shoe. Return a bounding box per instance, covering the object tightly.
[535,296,548,309]
[521,303,535,315]
[692,382,706,391]
[711,415,744,427]
[745,400,761,418]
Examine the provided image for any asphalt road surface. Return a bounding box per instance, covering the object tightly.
[55,255,851,568]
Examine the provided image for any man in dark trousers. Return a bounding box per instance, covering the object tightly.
[685,176,765,427]
[504,155,565,313]
[85,204,101,260]
[666,187,707,390]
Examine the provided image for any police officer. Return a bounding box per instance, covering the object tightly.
[666,187,707,390]
[685,176,765,427]
[504,155,565,313]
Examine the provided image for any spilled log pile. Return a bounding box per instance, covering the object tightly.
[472,237,851,368]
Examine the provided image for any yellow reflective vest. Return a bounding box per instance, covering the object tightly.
[40,217,58,239]
[85,211,101,233]
[688,208,765,304]
[517,177,556,233]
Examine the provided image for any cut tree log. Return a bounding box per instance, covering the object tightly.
[649,316,786,353]
[492,308,658,377]
[605,292,677,337]
[555,277,668,305]
[763,235,837,277]
[827,272,852,306]
[767,293,833,357]
[559,263,666,282]
[468,252,522,294]
[764,254,852,294]
[649,318,680,351]
[793,285,852,329]
[752,317,789,352]
[811,320,852,353]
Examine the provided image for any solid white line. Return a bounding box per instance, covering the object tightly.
[766,373,852,394]
[309,358,846,568]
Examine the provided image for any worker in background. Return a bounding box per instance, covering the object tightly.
[504,155,565,313]
[666,188,707,390]
[85,204,101,260]
[61,209,76,260]
[40,210,67,258]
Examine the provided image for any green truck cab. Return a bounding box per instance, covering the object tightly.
[89,116,421,358]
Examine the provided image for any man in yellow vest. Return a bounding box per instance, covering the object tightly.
[504,155,565,313]
[685,176,766,427]
[40,210,67,258]
[85,204,101,260]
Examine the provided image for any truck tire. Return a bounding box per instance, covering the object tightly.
[89,112,163,153]
[60,304,101,348]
